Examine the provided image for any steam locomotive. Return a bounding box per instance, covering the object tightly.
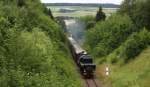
[67,36,96,78]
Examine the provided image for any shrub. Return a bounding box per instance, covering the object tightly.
[85,14,136,57]
[123,29,150,61]
[108,28,150,63]
[119,0,150,30]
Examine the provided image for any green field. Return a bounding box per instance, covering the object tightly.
[109,47,150,87]
[47,6,118,17]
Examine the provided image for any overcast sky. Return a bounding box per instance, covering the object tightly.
[41,0,124,5]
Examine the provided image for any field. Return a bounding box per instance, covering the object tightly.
[47,6,118,17]
[110,47,150,87]
[96,47,150,87]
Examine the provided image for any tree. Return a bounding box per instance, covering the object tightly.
[17,0,25,7]
[48,8,54,20]
[86,14,135,57]
[119,0,135,15]
[0,0,81,87]
[95,6,106,22]
[119,0,150,30]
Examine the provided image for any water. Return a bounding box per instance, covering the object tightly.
[64,19,86,45]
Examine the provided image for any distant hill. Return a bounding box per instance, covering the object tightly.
[44,3,120,8]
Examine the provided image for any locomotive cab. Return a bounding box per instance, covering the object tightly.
[78,54,96,77]
[80,58,93,63]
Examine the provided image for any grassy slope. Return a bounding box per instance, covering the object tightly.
[110,47,150,87]
[96,47,150,87]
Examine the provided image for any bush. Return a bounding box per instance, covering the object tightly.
[123,29,150,61]
[119,0,150,30]
[108,28,150,63]
[85,14,136,57]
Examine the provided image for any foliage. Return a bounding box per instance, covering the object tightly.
[17,0,26,7]
[119,0,150,30]
[95,6,106,22]
[43,6,54,20]
[108,29,150,63]
[110,47,150,87]
[80,15,94,23]
[80,15,95,29]
[84,1,150,86]
[48,8,54,20]
[85,14,136,57]
[0,0,81,87]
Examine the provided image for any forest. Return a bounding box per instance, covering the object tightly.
[0,0,81,87]
[83,0,150,87]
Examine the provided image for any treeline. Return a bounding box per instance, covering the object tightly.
[44,3,120,8]
[80,6,106,30]
[119,0,150,30]
[0,0,81,87]
[84,0,150,64]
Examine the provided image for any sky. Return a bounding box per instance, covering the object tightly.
[41,0,124,5]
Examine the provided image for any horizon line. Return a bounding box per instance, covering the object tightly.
[42,2,120,5]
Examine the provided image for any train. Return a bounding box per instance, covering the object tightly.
[67,36,96,78]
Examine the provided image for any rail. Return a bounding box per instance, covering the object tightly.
[85,78,100,87]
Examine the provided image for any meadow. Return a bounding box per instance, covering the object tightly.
[47,6,118,17]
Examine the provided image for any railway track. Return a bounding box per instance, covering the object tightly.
[65,19,101,87]
[85,78,100,87]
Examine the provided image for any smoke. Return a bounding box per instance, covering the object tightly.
[64,19,86,45]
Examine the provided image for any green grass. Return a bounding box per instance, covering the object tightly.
[109,47,150,87]
[48,6,117,17]
[53,11,96,17]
